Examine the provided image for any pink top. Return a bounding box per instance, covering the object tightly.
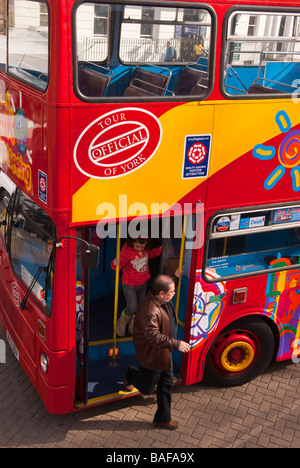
[111,244,162,286]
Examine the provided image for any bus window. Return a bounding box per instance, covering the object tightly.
[74,2,213,100]
[224,10,300,97]
[7,0,49,91]
[9,190,57,315]
[76,3,108,63]
[204,207,300,281]
[0,0,6,70]
[0,170,16,248]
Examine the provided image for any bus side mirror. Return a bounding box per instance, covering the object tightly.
[56,236,100,271]
[83,243,100,270]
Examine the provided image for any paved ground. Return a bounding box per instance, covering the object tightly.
[1,323,300,449]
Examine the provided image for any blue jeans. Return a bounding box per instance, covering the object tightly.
[122,283,147,317]
[127,365,174,423]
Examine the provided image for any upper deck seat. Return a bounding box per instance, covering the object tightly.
[124,79,157,97]
[78,66,111,97]
[175,66,208,95]
[247,83,285,94]
[190,76,209,95]
[124,66,171,96]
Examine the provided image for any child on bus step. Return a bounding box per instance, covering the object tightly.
[111,236,162,337]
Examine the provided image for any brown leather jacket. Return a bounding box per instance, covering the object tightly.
[133,291,181,371]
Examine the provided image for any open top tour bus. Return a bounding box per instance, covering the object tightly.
[0,0,300,413]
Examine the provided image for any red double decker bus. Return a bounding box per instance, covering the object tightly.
[0,0,300,414]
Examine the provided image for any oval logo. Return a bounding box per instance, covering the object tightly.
[11,282,20,306]
[74,108,162,179]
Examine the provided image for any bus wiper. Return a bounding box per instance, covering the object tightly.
[20,266,47,311]
[44,244,56,303]
[20,242,56,311]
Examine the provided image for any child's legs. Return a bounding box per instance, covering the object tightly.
[122,283,147,317]
[136,283,147,307]
[122,284,142,317]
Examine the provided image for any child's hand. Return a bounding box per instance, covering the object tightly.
[175,268,183,278]
[113,258,120,266]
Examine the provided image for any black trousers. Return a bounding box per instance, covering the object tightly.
[127,365,174,423]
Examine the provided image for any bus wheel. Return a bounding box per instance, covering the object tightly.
[203,317,275,387]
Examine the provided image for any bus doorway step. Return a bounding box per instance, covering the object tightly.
[88,354,139,400]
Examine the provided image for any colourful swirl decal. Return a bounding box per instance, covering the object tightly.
[190,270,227,349]
[264,166,285,190]
[253,110,300,192]
[278,130,300,168]
[291,167,300,192]
[275,110,292,134]
[253,144,276,161]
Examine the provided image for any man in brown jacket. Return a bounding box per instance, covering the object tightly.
[124,274,190,430]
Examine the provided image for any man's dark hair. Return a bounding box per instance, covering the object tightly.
[151,275,175,296]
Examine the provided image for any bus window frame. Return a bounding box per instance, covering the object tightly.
[3,0,50,93]
[220,5,300,101]
[3,188,57,317]
[202,202,300,283]
[72,0,217,103]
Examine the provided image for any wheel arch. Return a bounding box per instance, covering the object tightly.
[202,313,280,387]
[257,314,280,359]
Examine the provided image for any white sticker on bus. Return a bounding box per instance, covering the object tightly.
[249,216,266,228]
[21,264,46,307]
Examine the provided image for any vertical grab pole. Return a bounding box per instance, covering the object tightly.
[175,216,187,328]
[112,224,121,366]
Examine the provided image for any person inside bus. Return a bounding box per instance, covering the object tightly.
[123,274,190,430]
[111,236,162,337]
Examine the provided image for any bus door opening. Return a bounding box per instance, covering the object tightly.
[75,225,137,405]
[75,218,192,406]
